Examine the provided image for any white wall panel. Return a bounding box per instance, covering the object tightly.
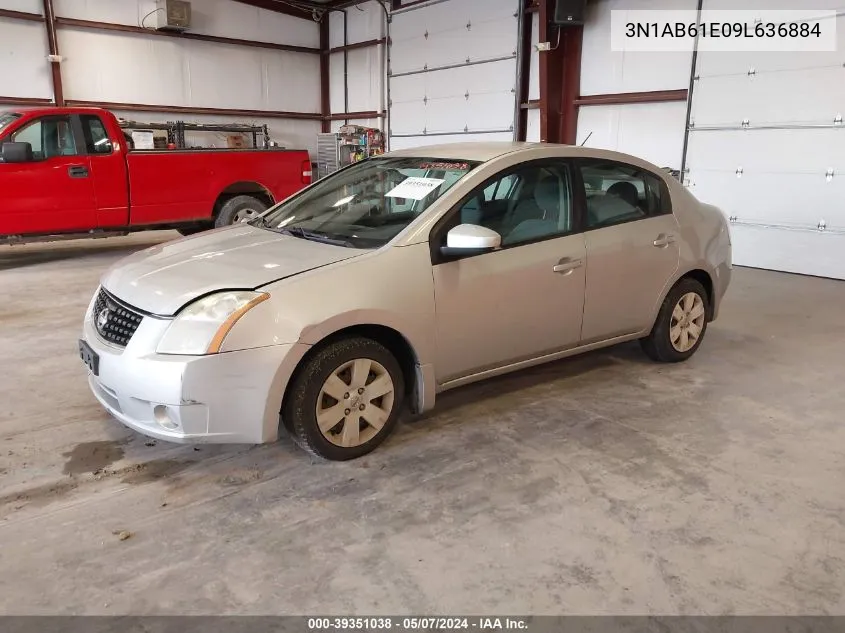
[576,101,687,169]
[59,28,320,113]
[329,48,383,114]
[580,0,695,96]
[692,65,845,128]
[528,12,539,101]
[683,0,845,279]
[112,110,321,156]
[525,107,540,142]
[53,0,319,48]
[329,1,384,49]
[390,59,516,136]
[0,18,52,99]
[390,0,517,75]
[388,0,518,147]
[327,2,385,129]
[0,0,41,13]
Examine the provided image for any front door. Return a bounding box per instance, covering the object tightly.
[0,115,95,236]
[578,159,681,343]
[431,160,587,383]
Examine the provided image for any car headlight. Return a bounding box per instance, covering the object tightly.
[156,291,269,355]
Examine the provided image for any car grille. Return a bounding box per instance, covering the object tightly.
[92,288,144,347]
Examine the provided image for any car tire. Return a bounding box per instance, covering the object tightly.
[282,337,405,461]
[641,277,709,363]
[214,195,268,228]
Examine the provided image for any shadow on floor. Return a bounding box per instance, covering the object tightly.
[422,341,647,421]
[0,237,169,271]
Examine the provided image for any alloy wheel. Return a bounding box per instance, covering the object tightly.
[315,358,395,448]
[670,292,706,353]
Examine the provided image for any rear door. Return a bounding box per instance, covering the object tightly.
[0,115,96,235]
[578,159,680,343]
[78,114,130,228]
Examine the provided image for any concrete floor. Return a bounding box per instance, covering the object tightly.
[0,232,844,615]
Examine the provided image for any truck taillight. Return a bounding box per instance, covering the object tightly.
[302,160,313,184]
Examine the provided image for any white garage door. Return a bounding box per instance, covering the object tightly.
[388,0,519,151]
[685,1,845,279]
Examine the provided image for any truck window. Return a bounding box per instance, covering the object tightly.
[80,115,113,155]
[11,117,78,160]
[0,112,21,134]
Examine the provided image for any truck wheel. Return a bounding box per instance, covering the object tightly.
[215,195,268,228]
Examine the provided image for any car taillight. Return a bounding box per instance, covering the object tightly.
[301,160,312,184]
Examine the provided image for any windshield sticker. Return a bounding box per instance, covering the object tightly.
[385,177,446,201]
[419,162,470,170]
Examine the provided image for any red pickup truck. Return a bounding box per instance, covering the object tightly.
[0,107,312,244]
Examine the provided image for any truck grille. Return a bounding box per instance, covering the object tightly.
[92,288,144,347]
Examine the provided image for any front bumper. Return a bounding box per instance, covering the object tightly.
[81,302,308,444]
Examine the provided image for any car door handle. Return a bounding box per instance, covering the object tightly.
[553,258,583,275]
[653,233,676,248]
[68,165,89,178]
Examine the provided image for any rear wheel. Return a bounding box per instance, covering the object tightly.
[641,277,709,363]
[282,337,405,461]
[214,195,268,228]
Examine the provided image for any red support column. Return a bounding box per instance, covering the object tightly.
[538,0,583,144]
[320,16,331,133]
[42,0,64,106]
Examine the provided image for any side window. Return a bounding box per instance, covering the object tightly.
[482,174,517,201]
[80,115,113,155]
[11,117,77,160]
[580,160,667,228]
[457,163,573,247]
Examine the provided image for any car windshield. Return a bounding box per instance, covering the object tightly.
[258,156,480,249]
[0,112,21,134]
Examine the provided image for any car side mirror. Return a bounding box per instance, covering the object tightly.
[1,141,34,163]
[441,223,501,257]
[94,138,113,154]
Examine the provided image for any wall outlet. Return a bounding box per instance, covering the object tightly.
[535,42,551,52]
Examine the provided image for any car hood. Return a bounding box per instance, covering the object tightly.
[100,225,368,315]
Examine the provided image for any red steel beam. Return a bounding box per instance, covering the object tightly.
[0,8,44,22]
[42,0,64,106]
[515,0,533,141]
[327,38,386,55]
[574,89,689,107]
[320,15,331,132]
[65,100,322,120]
[0,96,54,106]
[324,110,384,121]
[559,25,583,145]
[537,0,559,142]
[55,16,319,54]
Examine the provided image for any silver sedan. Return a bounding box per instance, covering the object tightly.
[78,143,732,460]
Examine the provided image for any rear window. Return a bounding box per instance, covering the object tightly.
[0,112,21,135]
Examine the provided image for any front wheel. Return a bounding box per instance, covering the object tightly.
[214,195,268,228]
[282,337,405,460]
[641,277,709,363]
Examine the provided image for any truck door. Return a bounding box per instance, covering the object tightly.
[0,115,96,236]
[77,114,130,227]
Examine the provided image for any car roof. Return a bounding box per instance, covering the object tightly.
[383,142,674,176]
[384,142,547,162]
